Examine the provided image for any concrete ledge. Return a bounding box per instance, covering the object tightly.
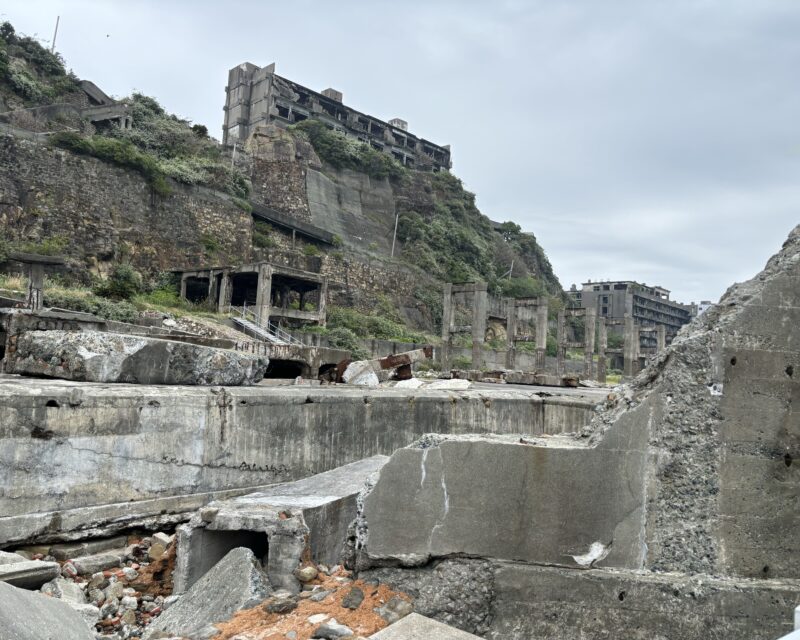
[0,378,601,544]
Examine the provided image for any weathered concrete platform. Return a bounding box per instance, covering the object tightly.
[174,455,388,594]
[0,377,603,545]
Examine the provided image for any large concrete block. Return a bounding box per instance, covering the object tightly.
[362,435,647,570]
[0,558,60,589]
[174,455,388,594]
[9,329,269,385]
[143,547,270,640]
[0,581,95,639]
[489,561,800,640]
[370,613,482,639]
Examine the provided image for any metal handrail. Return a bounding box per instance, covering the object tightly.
[226,304,303,346]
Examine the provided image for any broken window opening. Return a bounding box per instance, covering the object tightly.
[185,277,210,304]
[230,272,259,307]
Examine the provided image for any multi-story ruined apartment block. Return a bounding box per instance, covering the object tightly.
[222,62,452,171]
[567,280,695,347]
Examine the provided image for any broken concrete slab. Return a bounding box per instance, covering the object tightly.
[49,534,127,560]
[0,558,60,589]
[360,434,646,569]
[0,550,28,564]
[370,613,482,639]
[143,547,271,640]
[173,455,388,595]
[71,550,125,575]
[0,581,95,639]
[342,347,433,385]
[8,329,269,385]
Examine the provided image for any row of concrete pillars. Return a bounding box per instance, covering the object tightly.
[439,282,667,381]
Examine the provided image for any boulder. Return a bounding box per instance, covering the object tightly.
[369,613,481,639]
[143,547,271,639]
[41,577,87,604]
[0,581,95,639]
[9,330,269,385]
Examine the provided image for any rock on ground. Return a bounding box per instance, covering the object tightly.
[9,329,269,385]
[143,547,271,639]
[369,613,482,639]
[0,557,60,589]
[0,581,95,639]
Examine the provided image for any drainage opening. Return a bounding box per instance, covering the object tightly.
[786,365,794,378]
[784,453,792,468]
[730,356,737,366]
[45,399,60,408]
[618,590,626,602]
[187,529,269,590]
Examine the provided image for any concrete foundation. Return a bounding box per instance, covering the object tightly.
[0,378,601,545]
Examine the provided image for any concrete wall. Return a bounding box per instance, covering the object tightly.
[0,378,599,545]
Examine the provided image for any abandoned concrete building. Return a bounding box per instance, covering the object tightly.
[568,280,695,348]
[176,261,328,329]
[222,62,452,171]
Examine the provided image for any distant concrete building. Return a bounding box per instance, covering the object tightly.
[567,280,694,348]
[223,62,452,171]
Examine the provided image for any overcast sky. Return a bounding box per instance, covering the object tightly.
[5,1,799,303]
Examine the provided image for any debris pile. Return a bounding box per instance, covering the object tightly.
[213,563,413,640]
[10,531,177,639]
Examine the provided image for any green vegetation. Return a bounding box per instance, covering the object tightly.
[395,172,560,297]
[325,327,370,360]
[200,232,221,255]
[93,263,143,300]
[105,94,251,198]
[290,119,405,181]
[253,221,276,249]
[302,244,320,257]
[0,22,80,105]
[51,131,171,195]
[326,305,429,343]
[43,279,139,323]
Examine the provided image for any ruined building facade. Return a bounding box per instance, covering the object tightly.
[568,280,695,347]
[222,62,452,171]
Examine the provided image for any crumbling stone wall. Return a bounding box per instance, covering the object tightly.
[0,135,253,277]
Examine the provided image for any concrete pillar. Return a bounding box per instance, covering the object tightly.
[597,317,607,383]
[208,270,218,304]
[440,283,454,370]
[556,310,566,376]
[27,263,44,310]
[255,265,272,326]
[471,284,488,370]
[217,271,232,312]
[318,278,328,327]
[657,325,666,352]
[179,274,188,301]
[505,297,517,370]
[535,298,548,371]
[584,307,596,380]
[623,314,634,378]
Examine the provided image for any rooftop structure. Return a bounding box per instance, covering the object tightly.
[223,62,452,172]
[567,280,695,348]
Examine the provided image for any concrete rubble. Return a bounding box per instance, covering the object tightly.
[173,456,388,595]
[0,581,96,640]
[143,547,271,639]
[0,549,60,588]
[8,329,270,385]
[341,346,433,386]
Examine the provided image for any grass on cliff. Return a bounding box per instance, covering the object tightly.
[289,119,405,181]
[396,171,561,299]
[0,22,81,106]
[50,93,251,199]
